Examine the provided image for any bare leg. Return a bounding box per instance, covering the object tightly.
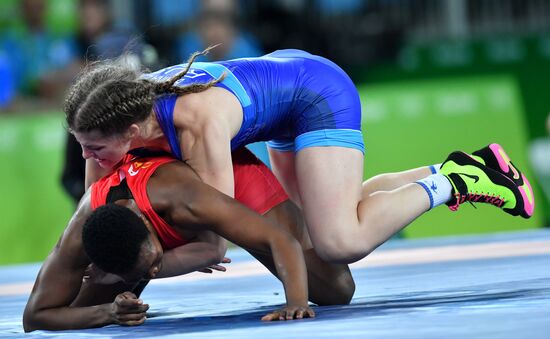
[288,146,431,263]
[270,147,433,202]
[248,200,355,306]
[268,149,302,207]
[362,167,433,197]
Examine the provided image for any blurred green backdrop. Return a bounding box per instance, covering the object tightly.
[359,75,541,238]
[0,113,73,265]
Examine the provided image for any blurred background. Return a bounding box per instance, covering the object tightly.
[1,0,550,265]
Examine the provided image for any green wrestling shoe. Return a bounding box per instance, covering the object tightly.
[471,143,534,218]
[440,151,524,216]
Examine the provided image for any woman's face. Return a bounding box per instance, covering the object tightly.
[74,130,133,169]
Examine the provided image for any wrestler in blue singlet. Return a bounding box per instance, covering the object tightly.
[142,49,364,160]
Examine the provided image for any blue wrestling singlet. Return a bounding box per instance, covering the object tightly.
[142,49,364,160]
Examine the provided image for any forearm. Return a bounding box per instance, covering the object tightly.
[269,236,309,307]
[24,304,112,332]
[155,242,224,278]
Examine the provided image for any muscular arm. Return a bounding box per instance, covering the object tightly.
[180,119,235,198]
[23,195,109,331]
[154,166,309,309]
[23,193,147,331]
[174,91,237,263]
[176,90,237,198]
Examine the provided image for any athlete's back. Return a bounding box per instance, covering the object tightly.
[146,49,360,150]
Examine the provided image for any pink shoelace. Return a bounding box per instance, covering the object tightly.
[448,192,505,211]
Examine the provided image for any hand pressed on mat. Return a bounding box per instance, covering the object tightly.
[261,305,315,321]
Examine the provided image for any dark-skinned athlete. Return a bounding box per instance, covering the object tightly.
[23,148,354,332]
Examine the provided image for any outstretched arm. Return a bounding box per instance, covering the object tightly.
[169,176,313,320]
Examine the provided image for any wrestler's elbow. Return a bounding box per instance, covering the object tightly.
[23,300,53,332]
[22,307,40,332]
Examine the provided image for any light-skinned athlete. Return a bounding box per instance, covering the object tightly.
[66,47,534,265]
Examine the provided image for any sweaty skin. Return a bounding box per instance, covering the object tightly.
[23,158,316,332]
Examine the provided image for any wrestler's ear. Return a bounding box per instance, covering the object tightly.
[127,124,140,139]
[149,264,161,279]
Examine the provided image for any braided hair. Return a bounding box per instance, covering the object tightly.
[65,45,225,136]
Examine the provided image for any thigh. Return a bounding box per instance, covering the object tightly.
[268,148,302,206]
[295,146,365,243]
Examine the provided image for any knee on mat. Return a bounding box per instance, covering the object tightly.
[312,274,356,306]
[330,274,356,305]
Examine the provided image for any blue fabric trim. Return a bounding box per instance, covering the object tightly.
[193,62,251,106]
[416,181,434,210]
[142,63,251,108]
[266,139,295,152]
[153,94,183,160]
[294,129,365,153]
[429,165,437,174]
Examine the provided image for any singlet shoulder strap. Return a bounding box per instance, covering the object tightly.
[153,94,183,160]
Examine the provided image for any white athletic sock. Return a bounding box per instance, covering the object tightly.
[429,163,442,174]
[415,173,452,209]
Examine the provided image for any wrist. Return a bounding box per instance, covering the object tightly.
[99,303,116,325]
[286,295,308,308]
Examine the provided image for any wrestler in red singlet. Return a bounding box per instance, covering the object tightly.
[91,148,288,250]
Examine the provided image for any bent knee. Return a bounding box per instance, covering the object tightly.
[326,275,356,305]
[314,236,371,264]
[311,271,356,306]
[333,277,355,305]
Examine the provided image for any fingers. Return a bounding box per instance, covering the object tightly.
[261,312,281,321]
[116,312,147,326]
[209,264,226,272]
[292,309,304,320]
[117,296,142,307]
[115,292,149,313]
[120,318,146,327]
[112,291,150,326]
[261,307,315,321]
[198,263,228,274]
[119,291,138,300]
[117,303,149,314]
[221,257,231,263]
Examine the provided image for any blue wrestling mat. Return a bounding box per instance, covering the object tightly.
[1,230,550,339]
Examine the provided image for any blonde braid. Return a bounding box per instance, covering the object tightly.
[152,44,227,97]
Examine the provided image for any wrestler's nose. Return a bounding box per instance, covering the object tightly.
[82,148,94,159]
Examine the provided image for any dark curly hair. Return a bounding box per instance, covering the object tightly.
[65,45,224,137]
[82,204,149,274]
